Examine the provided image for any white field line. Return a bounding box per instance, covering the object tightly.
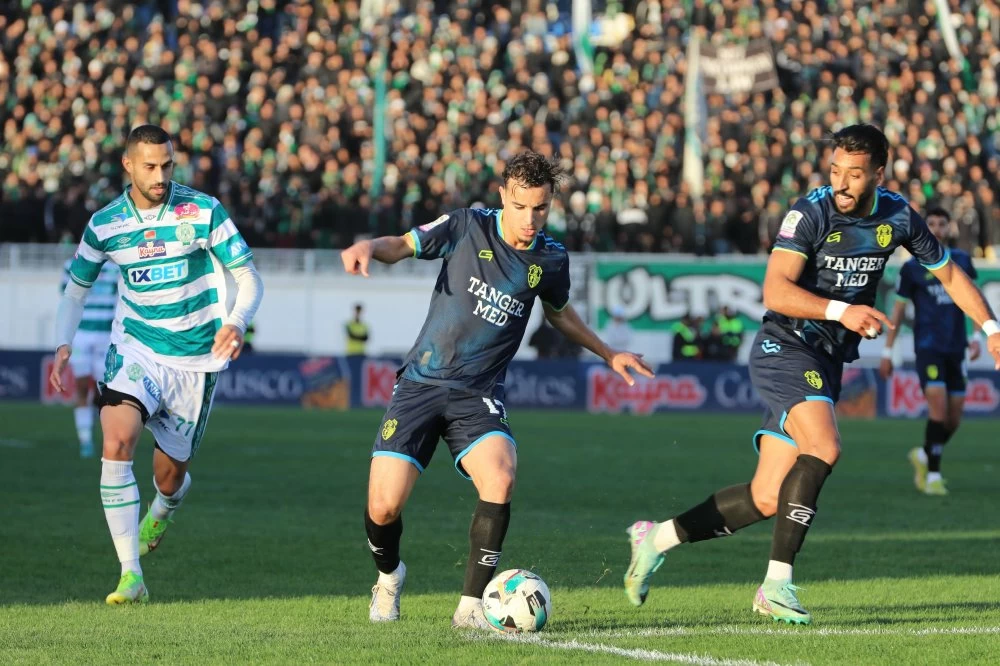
[468,633,796,666]
[0,438,33,448]
[548,625,1000,639]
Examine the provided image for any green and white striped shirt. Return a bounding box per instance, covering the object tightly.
[67,182,254,372]
[61,260,119,333]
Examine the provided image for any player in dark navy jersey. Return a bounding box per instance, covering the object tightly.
[880,208,982,496]
[341,151,653,629]
[623,124,1000,625]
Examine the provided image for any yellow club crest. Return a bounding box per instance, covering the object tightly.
[381,418,398,440]
[927,365,939,381]
[804,370,824,390]
[528,264,542,288]
[876,224,892,248]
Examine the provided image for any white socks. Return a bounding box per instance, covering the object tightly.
[74,407,93,447]
[652,519,682,553]
[100,458,141,576]
[378,561,406,586]
[926,471,942,483]
[765,560,793,583]
[151,472,192,520]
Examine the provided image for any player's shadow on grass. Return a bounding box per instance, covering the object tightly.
[828,601,1000,626]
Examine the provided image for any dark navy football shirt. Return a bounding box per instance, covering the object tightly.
[897,248,975,355]
[769,186,948,363]
[401,208,571,392]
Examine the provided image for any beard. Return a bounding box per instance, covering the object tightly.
[834,185,876,216]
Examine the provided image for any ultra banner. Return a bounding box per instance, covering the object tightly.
[593,258,1000,333]
[3,350,998,418]
[699,39,779,95]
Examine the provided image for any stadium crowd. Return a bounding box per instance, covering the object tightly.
[1,0,1000,256]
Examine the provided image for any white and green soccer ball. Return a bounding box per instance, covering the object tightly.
[482,569,551,633]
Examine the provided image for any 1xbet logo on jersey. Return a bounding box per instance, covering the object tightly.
[129,259,188,285]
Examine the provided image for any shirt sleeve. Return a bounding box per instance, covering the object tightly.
[895,263,915,300]
[904,208,949,270]
[540,254,571,311]
[962,253,978,280]
[209,199,254,268]
[771,201,821,258]
[407,210,470,260]
[67,220,108,288]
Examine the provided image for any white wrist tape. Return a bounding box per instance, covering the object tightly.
[983,320,1000,337]
[880,347,893,360]
[825,300,850,322]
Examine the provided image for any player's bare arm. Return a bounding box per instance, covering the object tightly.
[764,249,893,339]
[930,261,1000,368]
[341,235,416,276]
[542,302,654,386]
[878,300,908,379]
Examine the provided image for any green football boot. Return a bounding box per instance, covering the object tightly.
[105,571,149,605]
[138,507,172,556]
[752,580,810,624]
[623,521,665,607]
[908,447,928,492]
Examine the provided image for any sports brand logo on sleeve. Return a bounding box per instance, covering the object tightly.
[761,339,782,354]
[778,211,803,238]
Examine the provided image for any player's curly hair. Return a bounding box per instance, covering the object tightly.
[502,150,565,192]
[830,124,889,170]
[126,124,171,152]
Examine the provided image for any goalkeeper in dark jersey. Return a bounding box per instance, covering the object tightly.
[341,151,653,629]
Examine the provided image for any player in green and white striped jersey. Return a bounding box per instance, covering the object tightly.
[50,125,264,605]
[60,260,119,458]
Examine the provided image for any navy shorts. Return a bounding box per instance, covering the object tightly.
[748,322,842,452]
[915,350,966,395]
[371,378,516,479]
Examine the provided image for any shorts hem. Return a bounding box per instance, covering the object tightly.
[753,429,797,455]
[949,390,966,397]
[372,451,425,473]
[454,431,516,480]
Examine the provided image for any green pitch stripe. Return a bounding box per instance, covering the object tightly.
[123,317,220,357]
[121,289,219,321]
[103,500,141,508]
[99,482,137,489]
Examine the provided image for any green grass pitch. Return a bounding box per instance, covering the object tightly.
[1,404,999,664]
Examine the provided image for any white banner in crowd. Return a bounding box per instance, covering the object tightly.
[699,39,779,95]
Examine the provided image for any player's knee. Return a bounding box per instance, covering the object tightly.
[749,484,778,517]
[798,435,841,467]
[945,413,961,433]
[101,430,139,460]
[367,496,404,525]
[476,467,516,503]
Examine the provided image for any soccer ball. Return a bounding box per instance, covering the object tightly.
[481,569,551,633]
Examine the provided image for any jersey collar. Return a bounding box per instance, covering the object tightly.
[123,181,175,223]
[495,209,538,251]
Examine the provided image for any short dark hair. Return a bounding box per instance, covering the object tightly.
[925,206,950,221]
[830,124,889,170]
[501,151,564,192]
[126,124,171,152]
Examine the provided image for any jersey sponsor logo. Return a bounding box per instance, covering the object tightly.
[876,224,893,248]
[419,214,448,232]
[177,221,196,245]
[128,259,188,285]
[478,249,494,261]
[174,202,200,220]
[826,231,842,243]
[467,277,527,327]
[804,370,823,389]
[137,240,167,259]
[381,418,398,440]
[778,210,803,238]
[823,255,888,289]
[587,367,707,414]
[761,339,781,354]
[528,264,543,289]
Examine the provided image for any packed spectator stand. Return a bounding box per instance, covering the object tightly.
[1,0,999,257]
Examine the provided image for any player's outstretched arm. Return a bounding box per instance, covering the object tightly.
[543,302,654,386]
[51,281,90,393]
[764,249,893,339]
[879,300,907,379]
[932,261,1000,368]
[341,235,415,276]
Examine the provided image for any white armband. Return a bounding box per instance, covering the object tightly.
[983,320,1000,337]
[825,300,850,322]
